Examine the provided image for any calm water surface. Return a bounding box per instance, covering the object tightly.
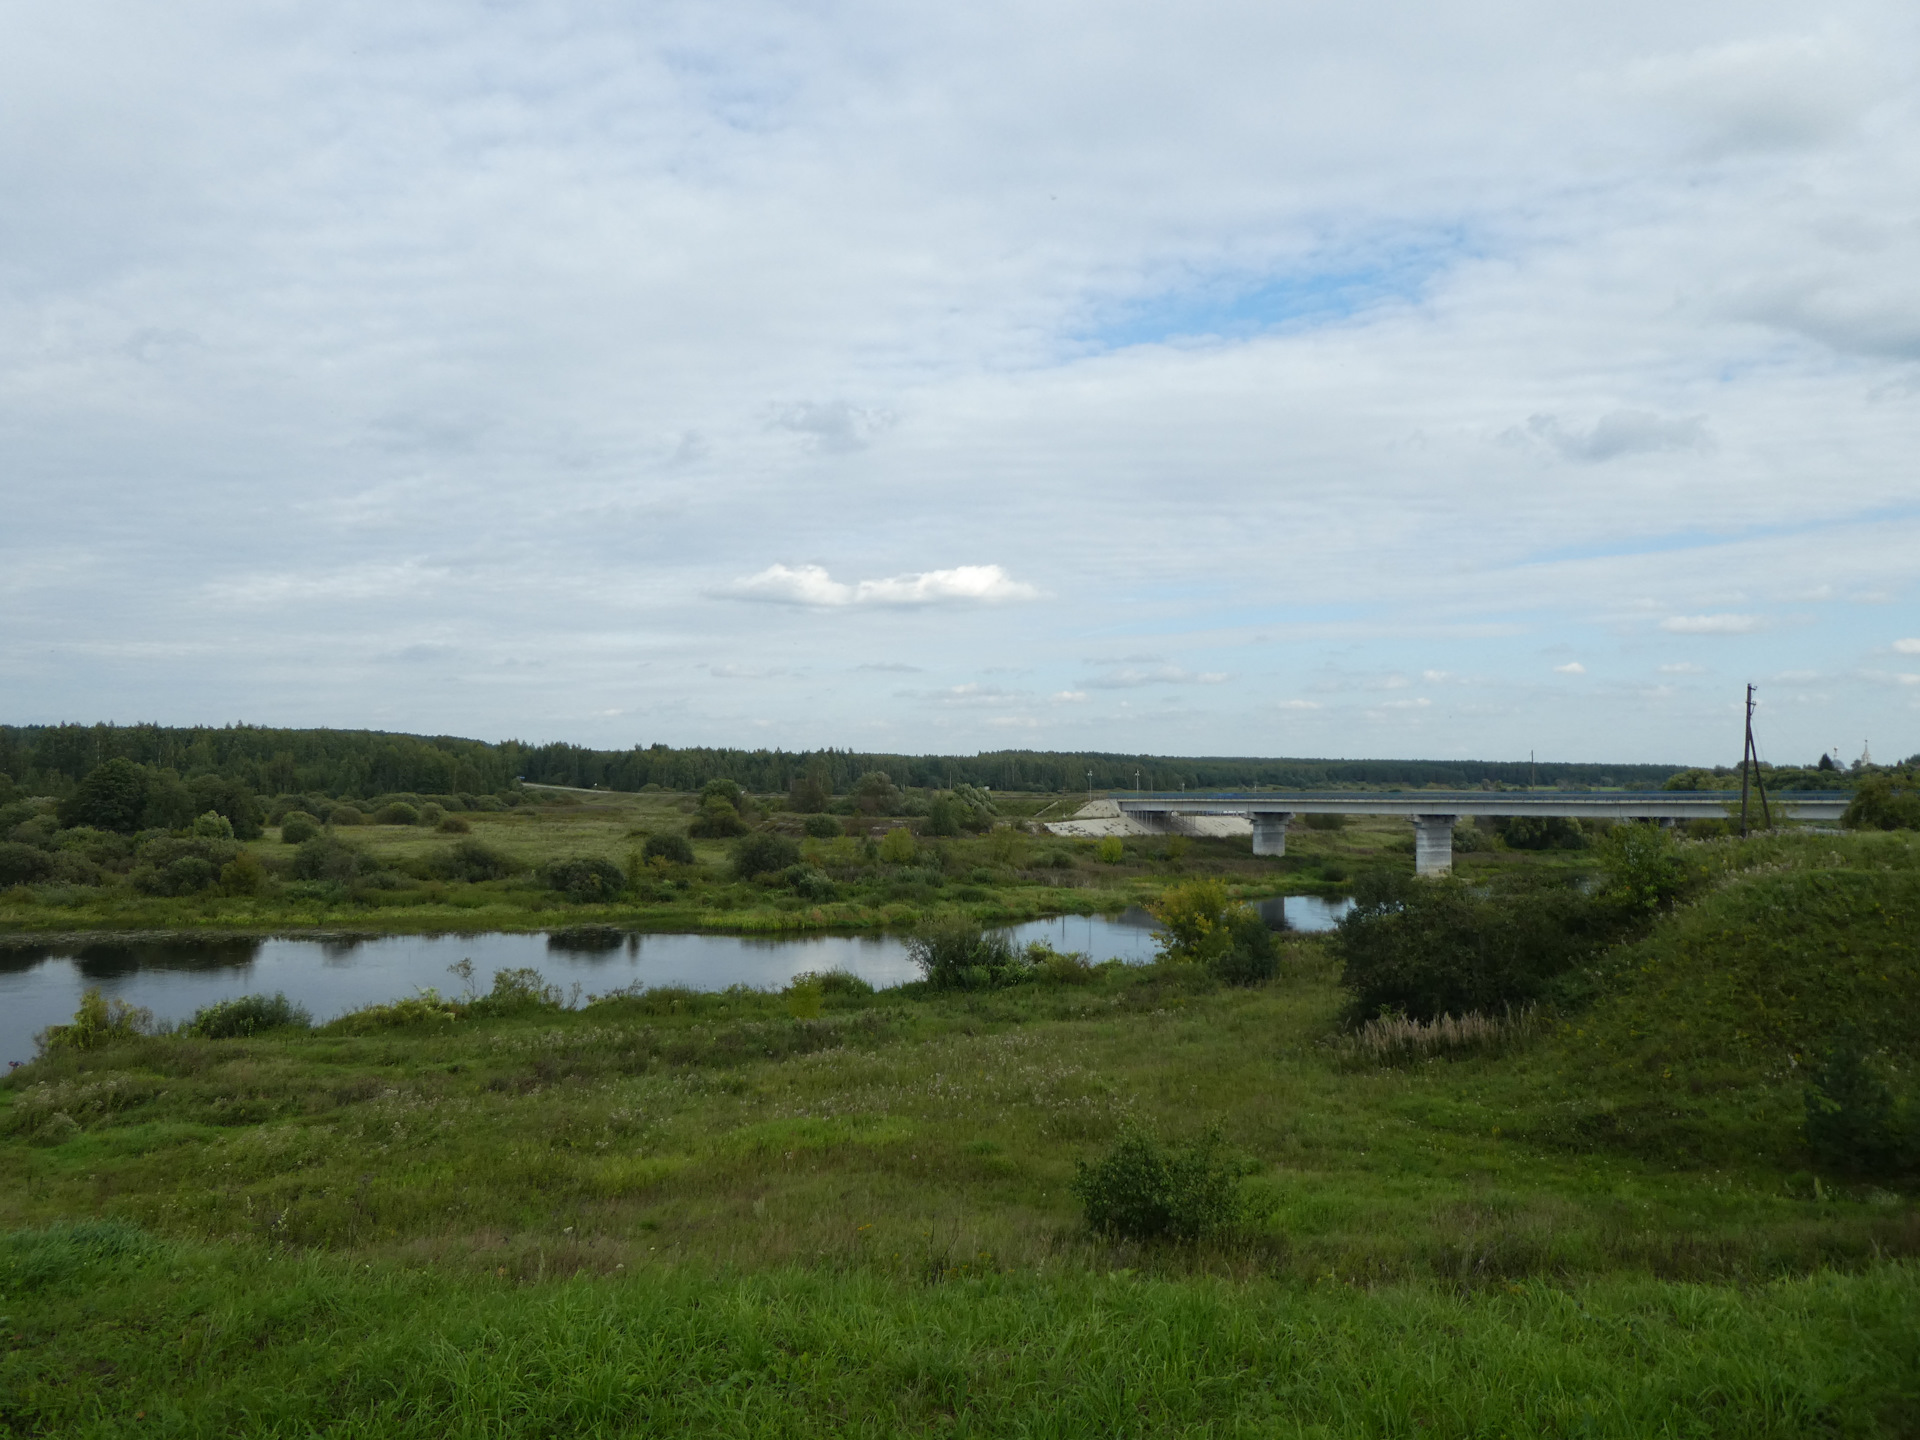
[0,895,1350,1066]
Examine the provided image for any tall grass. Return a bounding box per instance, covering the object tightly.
[1337,1006,1541,1065]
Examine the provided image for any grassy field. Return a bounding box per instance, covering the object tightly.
[0,787,1542,938]
[3,829,1918,1434]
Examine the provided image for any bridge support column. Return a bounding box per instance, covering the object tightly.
[1130,810,1174,834]
[1251,812,1293,857]
[1413,815,1458,877]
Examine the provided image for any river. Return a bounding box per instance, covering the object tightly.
[0,895,1351,1065]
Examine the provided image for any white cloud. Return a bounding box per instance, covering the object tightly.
[1523,411,1710,463]
[1081,666,1229,689]
[724,564,1039,608]
[1554,661,1586,674]
[1051,690,1088,703]
[1277,700,1322,710]
[1895,639,1920,655]
[1658,662,1705,674]
[1660,614,1765,635]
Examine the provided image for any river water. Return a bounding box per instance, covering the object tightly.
[0,895,1350,1066]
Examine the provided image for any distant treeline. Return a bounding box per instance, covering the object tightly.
[0,722,1698,800]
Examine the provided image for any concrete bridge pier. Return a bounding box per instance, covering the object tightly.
[1129,810,1175,834]
[1251,812,1294,857]
[1413,815,1458,877]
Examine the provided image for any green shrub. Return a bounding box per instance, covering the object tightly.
[189,993,310,1039]
[813,968,875,998]
[293,835,366,883]
[908,919,1027,989]
[467,967,564,1017]
[0,841,54,886]
[279,811,321,843]
[432,839,515,882]
[877,827,917,864]
[1596,822,1695,911]
[1337,875,1632,1022]
[191,810,234,840]
[1095,835,1125,864]
[688,796,749,839]
[418,803,446,827]
[1496,816,1589,851]
[1805,1031,1916,1178]
[1210,910,1280,986]
[38,988,152,1053]
[1844,776,1920,831]
[732,832,801,879]
[783,974,825,1018]
[1027,943,1096,984]
[803,813,844,839]
[327,804,366,826]
[783,864,835,901]
[545,856,626,901]
[437,814,471,834]
[375,802,420,826]
[218,851,268,896]
[56,758,151,833]
[1302,812,1348,831]
[642,832,695,865]
[133,855,218,896]
[926,796,964,837]
[1070,1127,1259,1242]
[329,989,464,1033]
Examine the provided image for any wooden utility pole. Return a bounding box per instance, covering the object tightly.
[1739,684,1773,837]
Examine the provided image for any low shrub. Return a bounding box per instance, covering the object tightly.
[432,839,515,882]
[38,988,152,1054]
[418,803,446,827]
[279,811,321,843]
[1843,775,1920,831]
[436,815,471,834]
[803,813,843,839]
[1302,812,1348,831]
[545,856,626,901]
[642,832,695,865]
[877,827,918,864]
[1095,836,1125,864]
[688,797,749,839]
[1336,875,1632,1023]
[292,835,366,883]
[132,855,218,896]
[188,993,311,1039]
[783,864,835,901]
[732,832,801,879]
[0,841,54,886]
[375,802,420,826]
[1027,943,1096,984]
[218,851,268,896]
[908,919,1027,989]
[191,810,234,840]
[1805,1031,1917,1178]
[1071,1127,1260,1243]
[329,989,464,1033]
[813,968,875,998]
[783,973,825,1018]
[1209,909,1280,987]
[467,967,565,1017]
[327,804,366,826]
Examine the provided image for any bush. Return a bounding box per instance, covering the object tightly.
[909,919,1027,989]
[732,832,801,879]
[133,855,218,896]
[642,832,695,865]
[191,810,235,840]
[1070,1127,1259,1243]
[329,989,463,1033]
[688,797,749,839]
[783,974,825,1018]
[1336,876,1630,1022]
[803,813,844,840]
[1095,836,1125,864]
[1844,776,1920,831]
[433,838,515,882]
[219,851,268,896]
[467,967,565,1017]
[292,835,366,883]
[38,988,152,1054]
[1211,910,1280,986]
[418,803,446,827]
[1302,812,1348,831]
[57,758,151,833]
[783,864,835,901]
[437,815,471,834]
[0,841,54,887]
[1805,1031,1916,1177]
[545,856,626,901]
[188,993,310,1039]
[1495,816,1588,851]
[328,804,366,826]
[1596,822,1694,912]
[877,827,917,864]
[375,802,420,826]
[926,796,964,837]
[279,811,321,843]
[1027,943,1096,984]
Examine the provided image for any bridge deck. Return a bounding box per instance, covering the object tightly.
[1115,790,1849,821]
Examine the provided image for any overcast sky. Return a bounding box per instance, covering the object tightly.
[4,1,1917,766]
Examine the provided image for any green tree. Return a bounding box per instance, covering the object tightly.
[57,758,149,833]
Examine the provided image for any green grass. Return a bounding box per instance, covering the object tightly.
[4,830,1918,1434]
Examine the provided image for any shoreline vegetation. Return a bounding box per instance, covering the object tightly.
[6,729,1920,1434]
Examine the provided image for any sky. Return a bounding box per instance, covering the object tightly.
[3,0,1917,767]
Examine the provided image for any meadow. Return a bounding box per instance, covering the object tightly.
[3,827,1917,1435]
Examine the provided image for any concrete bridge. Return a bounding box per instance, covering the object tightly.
[1114,791,1850,876]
